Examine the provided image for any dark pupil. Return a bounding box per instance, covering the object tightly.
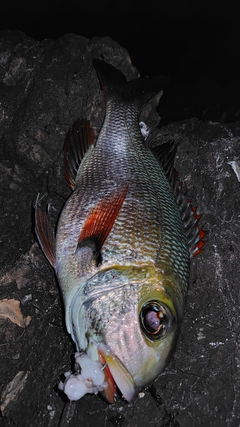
[143,306,163,334]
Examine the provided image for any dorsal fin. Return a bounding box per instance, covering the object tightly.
[151,141,207,258]
[77,184,129,256]
[151,140,178,185]
[64,118,95,191]
[35,198,55,267]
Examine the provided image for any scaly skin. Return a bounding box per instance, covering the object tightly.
[55,95,189,388]
[53,61,191,397]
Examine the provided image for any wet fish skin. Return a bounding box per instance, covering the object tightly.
[35,59,205,401]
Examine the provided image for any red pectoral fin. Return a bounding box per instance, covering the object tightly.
[35,201,55,267]
[78,184,129,252]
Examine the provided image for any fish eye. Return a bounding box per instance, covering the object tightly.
[140,301,172,340]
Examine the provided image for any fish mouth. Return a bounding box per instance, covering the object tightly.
[98,342,136,403]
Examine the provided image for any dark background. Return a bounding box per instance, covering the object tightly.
[0,1,238,79]
[1,1,239,124]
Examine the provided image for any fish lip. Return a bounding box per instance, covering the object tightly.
[98,342,136,403]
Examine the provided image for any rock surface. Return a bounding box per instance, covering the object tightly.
[0,31,239,426]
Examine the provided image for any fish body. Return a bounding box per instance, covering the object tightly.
[35,59,205,402]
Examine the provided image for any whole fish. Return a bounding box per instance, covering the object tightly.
[35,59,205,403]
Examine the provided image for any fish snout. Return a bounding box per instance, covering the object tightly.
[98,342,136,403]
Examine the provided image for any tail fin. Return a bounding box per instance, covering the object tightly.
[93,59,169,106]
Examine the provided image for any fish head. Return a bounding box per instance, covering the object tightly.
[68,263,184,402]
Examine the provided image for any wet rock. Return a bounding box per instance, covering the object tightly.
[0,31,239,426]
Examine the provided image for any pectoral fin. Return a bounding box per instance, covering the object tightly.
[77,184,128,259]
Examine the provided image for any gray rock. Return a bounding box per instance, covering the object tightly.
[0,31,239,427]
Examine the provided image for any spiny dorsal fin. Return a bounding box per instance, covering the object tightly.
[77,184,129,257]
[64,118,95,191]
[151,141,207,258]
[35,198,55,267]
[183,204,207,258]
[180,199,207,258]
[151,140,178,184]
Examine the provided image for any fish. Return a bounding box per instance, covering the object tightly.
[35,59,206,404]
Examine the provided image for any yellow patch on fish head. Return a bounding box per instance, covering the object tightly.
[133,275,182,387]
[95,264,184,391]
